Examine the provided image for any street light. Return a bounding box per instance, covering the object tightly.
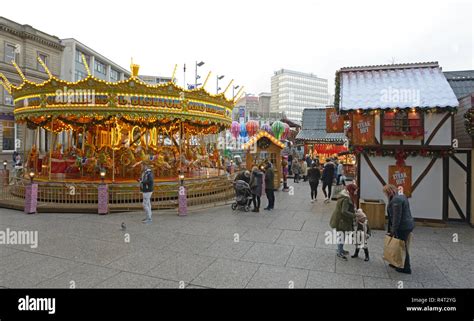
[178,171,185,186]
[100,168,106,183]
[216,75,225,93]
[29,171,35,184]
[232,85,240,100]
[195,61,205,88]
[3,160,7,170]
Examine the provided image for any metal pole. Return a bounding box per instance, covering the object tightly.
[179,121,182,175]
[195,61,197,89]
[48,118,54,181]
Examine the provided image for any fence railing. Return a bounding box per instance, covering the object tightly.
[0,175,235,212]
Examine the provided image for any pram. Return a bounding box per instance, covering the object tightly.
[231,180,252,212]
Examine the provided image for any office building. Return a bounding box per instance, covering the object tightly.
[270,69,328,123]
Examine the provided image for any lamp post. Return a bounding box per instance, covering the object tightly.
[98,168,108,215]
[216,75,225,94]
[3,160,7,170]
[195,61,204,89]
[178,170,187,216]
[25,170,37,214]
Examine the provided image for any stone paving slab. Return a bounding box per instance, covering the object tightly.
[0,181,472,288]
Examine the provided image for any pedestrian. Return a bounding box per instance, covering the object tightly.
[301,159,308,182]
[263,162,275,211]
[329,183,358,260]
[249,166,263,212]
[234,169,251,184]
[333,159,338,184]
[307,162,321,203]
[305,154,312,168]
[383,184,415,274]
[351,209,371,261]
[288,154,293,176]
[282,156,289,191]
[337,161,345,185]
[321,158,335,203]
[139,164,154,224]
[292,159,301,183]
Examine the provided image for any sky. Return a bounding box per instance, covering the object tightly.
[2,0,473,96]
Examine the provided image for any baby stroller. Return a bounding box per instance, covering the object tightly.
[231,180,252,212]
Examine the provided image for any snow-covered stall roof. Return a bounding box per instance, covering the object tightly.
[339,62,459,111]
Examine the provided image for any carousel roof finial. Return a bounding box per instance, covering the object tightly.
[37,56,52,79]
[223,79,234,95]
[171,64,178,83]
[130,57,139,78]
[81,54,91,76]
[11,60,27,83]
[0,73,12,93]
[234,86,244,102]
[202,71,212,88]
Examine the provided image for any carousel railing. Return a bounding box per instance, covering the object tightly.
[0,175,235,211]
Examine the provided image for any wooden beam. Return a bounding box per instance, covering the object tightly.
[412,157,438,194]
[442,157,448,221]
[448,188,466,221]
[450,154,468,172]
[424,112,451,146]
[362,153,386,186]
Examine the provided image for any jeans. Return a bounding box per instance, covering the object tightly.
[322,181,332,199]
[396,229,413,271]
[336,232,345,255]
[265,189,275,209]
[252,194,261,209]
[309,181,318,200]
[142,192,153,221]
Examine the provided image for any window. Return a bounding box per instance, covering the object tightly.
[95,60,106,75]
[75,70,88,81]
[383,110,423,140]
[110,69,119,82]
[37,53,48,72]
[4,89,13,105]
[4,43,16,63]
[2,121,15,151]
[75,50,90,65]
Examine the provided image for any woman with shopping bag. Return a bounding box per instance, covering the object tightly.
[382,184,415,274]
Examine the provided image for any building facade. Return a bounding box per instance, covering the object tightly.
[139,75,172,85]
[60,38,130,82]
[0,17,63,160]
[270,69,328,123]
[258,92,271,114]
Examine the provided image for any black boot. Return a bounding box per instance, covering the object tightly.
[351,248,359,258]
[364,248,369,261]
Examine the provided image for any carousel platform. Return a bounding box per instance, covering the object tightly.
[0,174,235,213]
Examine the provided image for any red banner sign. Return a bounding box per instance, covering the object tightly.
[326,108,344,133]
[388,165,412,197]
[352,114,376,145]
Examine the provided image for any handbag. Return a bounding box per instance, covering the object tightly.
[383,235,406,268]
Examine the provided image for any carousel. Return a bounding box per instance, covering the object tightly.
[0,57,240,210]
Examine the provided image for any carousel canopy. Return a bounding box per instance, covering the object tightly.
[338,62,459,111]
[0,58,236,134]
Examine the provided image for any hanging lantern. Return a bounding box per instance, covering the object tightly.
[245,120,259,138]
[271,120,285,140]
[231,121,240,139]
[281,123,290,140]
[261,123,273,135]
[240,122,247,138]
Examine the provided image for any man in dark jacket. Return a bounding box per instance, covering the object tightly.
[139,164,154,224]
[383,184,415,274]
[263,162,275,211]
[321,159,335,203]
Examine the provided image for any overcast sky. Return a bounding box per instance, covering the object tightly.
[2,0,473,96]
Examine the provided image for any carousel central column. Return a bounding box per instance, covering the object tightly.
[48,117,54,181]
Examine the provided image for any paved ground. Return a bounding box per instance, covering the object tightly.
[0,181,473,289]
